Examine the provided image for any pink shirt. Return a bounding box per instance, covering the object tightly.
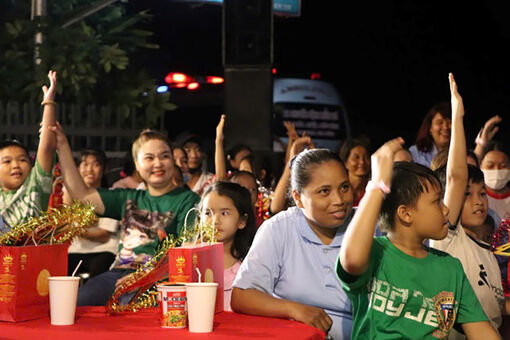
[224,261,241,311]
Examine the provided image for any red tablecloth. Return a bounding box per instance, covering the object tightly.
[0,306,325,339]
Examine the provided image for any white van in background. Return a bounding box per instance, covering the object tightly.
[272,78,351,151]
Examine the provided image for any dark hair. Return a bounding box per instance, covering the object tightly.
[80,149,107,170]
[0,140,31,163]
[415,102,451,153]
[121,151,137,176]
[229,170,257,185]
[434,164,484,190]
[380,162,442,231]
[466,149,480,168]
[227,144,252,161]
[200,181,256,261]
[481,141,509,162]
[290,148,346,193]
[338,138,369,163]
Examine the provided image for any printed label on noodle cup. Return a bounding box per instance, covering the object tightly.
[157,283,187,328]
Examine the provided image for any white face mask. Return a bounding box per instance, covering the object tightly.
[482,169,510,191]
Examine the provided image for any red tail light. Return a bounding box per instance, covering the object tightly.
[187,82,200,90]
[165,72,194,85]
[206,76,224,84]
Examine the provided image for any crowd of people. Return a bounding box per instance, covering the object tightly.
[0,70,509,339]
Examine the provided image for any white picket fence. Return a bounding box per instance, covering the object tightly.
[0,101,164,158]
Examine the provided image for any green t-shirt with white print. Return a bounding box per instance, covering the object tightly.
[336,236,488,339]
[0,160,53,232]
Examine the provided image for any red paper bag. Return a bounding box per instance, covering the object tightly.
[0,244,68,322]
[168,242,224,313]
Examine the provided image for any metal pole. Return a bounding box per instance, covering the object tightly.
[31,0,47,66]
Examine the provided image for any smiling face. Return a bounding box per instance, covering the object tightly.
[79,154,103,188]
[460,180,488,228]
[0,145,32,191]
[293,160,353,236]
[429,113,451,150]
[134,139,174,191]
[345,145,370,178]
[201,191,246,244]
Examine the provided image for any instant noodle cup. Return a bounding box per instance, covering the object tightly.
[156,283,187,328]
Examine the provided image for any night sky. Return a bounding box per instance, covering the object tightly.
[131,0,509,150]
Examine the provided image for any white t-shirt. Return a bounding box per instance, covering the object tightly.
[487,190,510,222]
[430,223,504,338]
[68,217,120,255]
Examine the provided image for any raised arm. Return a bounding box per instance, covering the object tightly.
[37,70,57,173]
[339,137,403,276]
[474,115,501,163]
[443,73,468,226]
[283,121,299,164]
[50,123,105,215]
[270,136,311,215]
[214,114,227,180]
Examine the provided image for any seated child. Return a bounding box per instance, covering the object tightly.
[0,70,57,231]
[431,165,505,338]
[199,181,256,311]
[337,75,499,339]
[66,149,119,278]
[337,140,498,339]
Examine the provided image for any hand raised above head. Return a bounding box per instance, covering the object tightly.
[284,121,299,141]
[477,115,501,146]
[42,70,57,102]
[370,137,404,185]
[216,114,226,141]
[449,73,464,119]
[290,136,312,158]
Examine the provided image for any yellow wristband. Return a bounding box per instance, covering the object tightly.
[41,99,56,106]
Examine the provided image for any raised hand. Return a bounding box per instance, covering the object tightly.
[216,114,226,142]
[47,122,69,150]
[477,115,501,146]
[370,137,404,185]
[449,73,464,119]
[290,135,312,159]
[284,121,299,141]
[42,70,57,102]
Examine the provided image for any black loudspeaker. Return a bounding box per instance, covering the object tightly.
[223,0,273,67]
[224,67,272,151]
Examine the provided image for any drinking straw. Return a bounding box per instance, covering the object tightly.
[71,260,83,277]
[195,267,202,283]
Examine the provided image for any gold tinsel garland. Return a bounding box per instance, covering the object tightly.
[0,201,97,246]
[106,215,217,314]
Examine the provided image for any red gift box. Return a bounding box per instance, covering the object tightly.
[0,244,68,322]
[168,243,224,313]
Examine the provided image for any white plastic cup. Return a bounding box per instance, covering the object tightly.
[48,276,80,326]
[185,282,218,333]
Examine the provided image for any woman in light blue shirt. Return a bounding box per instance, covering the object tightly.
[231,148,354,339]
[409,102,451,167]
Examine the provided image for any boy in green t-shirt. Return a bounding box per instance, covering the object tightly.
[337,74,499,339]
[0,70,57,231]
